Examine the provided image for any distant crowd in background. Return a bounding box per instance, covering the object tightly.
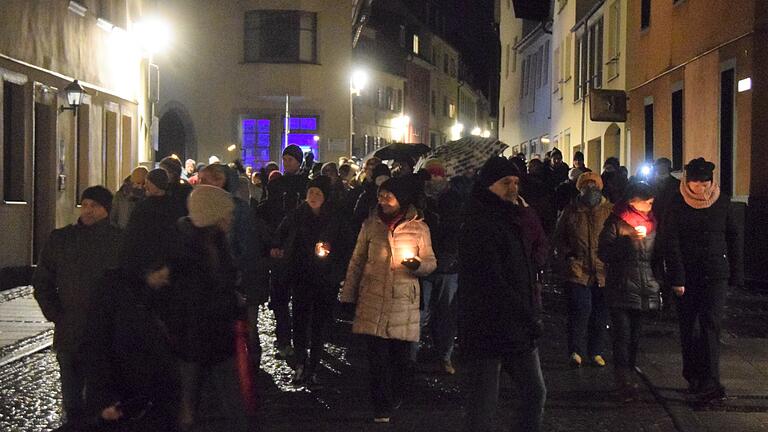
[32,142,742,431]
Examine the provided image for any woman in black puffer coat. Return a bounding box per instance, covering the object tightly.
[598,182,661,400]
[663,158,743,402]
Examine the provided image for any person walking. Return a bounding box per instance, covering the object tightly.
[553,171,613,368]
[169,185,248,432]
[159,156,193,218]
[459,156,546,432]
[32,186,122,426]
[110,166,148,228]
[598,182,662,401]
[272,176,350,385]
[664,158,743,402]
[341,176,437,423]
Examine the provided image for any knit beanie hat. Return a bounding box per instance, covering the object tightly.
[684,157,715,182]
[568,167,585,182]
[379,176,416,209]
[282,144,304,164]
[423,158,446,178]
[187,185,234,228]
[81,186,113,213]
[307,175,332,201]
[576,171,604,191]
[147,168,170,191]
[477,156,521,188]
[551,148,563,159]
[159,156,182,177]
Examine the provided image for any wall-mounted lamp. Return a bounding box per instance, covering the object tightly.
[59,80,86,115]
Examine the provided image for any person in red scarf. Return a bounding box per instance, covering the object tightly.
[598,182,662,401]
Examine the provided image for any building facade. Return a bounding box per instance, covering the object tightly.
[156,0,354,168]
[499,0,628,172]
[0,0,152,270]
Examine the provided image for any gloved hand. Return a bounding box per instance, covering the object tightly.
[401,258,421,272]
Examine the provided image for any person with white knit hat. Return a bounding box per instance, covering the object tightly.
[172,184,247,431]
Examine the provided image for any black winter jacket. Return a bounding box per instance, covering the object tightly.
[664,193,744,287]
[83,268,178,420]
[459,188,540,358]
[598,214,662,311]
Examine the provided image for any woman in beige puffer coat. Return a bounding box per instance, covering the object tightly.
[341,176,436,423]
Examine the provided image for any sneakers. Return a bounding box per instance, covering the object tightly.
[441,360,456,375]
[569,352,583,367]
[592,355,606,367]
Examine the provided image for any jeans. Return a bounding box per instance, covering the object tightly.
[411,273,459,362]
[178,358,248,432]
[675,279,728,388]
[56,350,87,422]
[246,305,263,369]
[292,281,335,374]
[610,308,644,370]
[269,271,292,349]
[463,349,547,432]
[566,282,608,358]
[365,335,412,416]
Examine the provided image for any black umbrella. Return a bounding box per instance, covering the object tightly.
[373,143,431,162]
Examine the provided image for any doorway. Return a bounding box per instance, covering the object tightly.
[587,137,602,173]
[720,68,735,195]
[33,102,57,262]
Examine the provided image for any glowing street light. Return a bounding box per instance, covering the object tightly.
[133,17,171,56]
[451,123,464,140]
[481,130,491,138]
[313,135,320,142]
[470,127,482,136]
[351,69,369,94]
[392,115,410,141]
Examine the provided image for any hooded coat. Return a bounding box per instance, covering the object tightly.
[553,197,613,287]
[341,205,437,342]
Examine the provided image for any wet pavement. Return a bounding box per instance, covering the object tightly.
[0,284,766,431]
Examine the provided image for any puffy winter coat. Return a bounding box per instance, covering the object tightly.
[459,188,540,357]
[553,197,613,287]
[598,213,662,311]
[663,193,744,287]
[341,205,437,342]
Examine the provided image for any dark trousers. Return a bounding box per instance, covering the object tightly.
[364,335,412,416]
[463,349,547,432]
[269,271,292,348]
[610,308,644,370]
[675,279,728,387]
[292,281,335,373]
[56,350,87,422]
[566,282,608,357]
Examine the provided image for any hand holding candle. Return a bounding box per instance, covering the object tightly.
[634,225,647,239]
[401,248,420,271]
[315,242,331,258]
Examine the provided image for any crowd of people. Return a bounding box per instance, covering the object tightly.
[31,144,743,431]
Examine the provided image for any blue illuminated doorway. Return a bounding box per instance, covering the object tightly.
[241,118,271,169]
[284,116,319,159]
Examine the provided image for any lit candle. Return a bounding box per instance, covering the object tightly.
[402,249,415,260]
[634,226,647,237]
[315,242,330,258]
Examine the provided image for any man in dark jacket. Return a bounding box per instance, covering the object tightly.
[32,186,122,424]
[664,158,744,401]
[459,156,546,432]
[159,156,192,218]
[652,157,681,227]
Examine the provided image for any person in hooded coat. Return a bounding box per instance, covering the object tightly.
[664,158,744,402]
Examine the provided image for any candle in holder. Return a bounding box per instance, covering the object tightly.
[402,249,415,260]
[315,242,330,258]
[634,226,647,237]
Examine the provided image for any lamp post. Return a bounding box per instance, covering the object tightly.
[59,80,86,115]
[350,68,369,158]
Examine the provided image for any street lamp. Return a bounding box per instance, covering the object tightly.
[60,80,86,115]
[470,127,482,136]
[451,123,464,141]
[351,69,369,95]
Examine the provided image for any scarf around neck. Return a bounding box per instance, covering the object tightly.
[680,172,720,209]
[378,207,407,232]
[613,201,656,235]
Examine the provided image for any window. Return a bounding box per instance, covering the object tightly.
[644,101,654,160]
[536,46,544,88]
[502,106,506,128]
[543,40,550,85]
[431,91,436,115]
[512,36,518,72]
[413,34,420,54]
[589,18,604,89]
[443,95,449,117]
[564,34,572,80]
[397,89,403,111]
[574,34,584,101]
[244,10,317,63]
[449,102,456,119]
[607,1,621,79]
[3,81,25,202]
[641,0,651,30]
[505,44,510,79]
[671,88,684,170]
[553,46,561,94]
[520,58,527,99]
[443,56,449,73]
[386,87,395,111]
[399,25,406,47]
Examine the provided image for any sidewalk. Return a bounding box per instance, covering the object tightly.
[0,286,53,367]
